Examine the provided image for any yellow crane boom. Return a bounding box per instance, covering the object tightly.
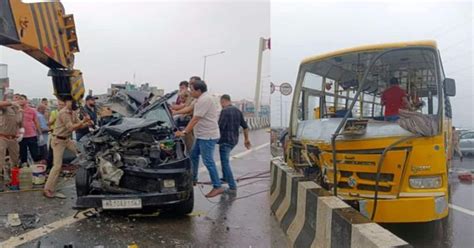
[0,0,85,101]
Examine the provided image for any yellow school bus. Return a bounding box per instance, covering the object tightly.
[286,40,456,223]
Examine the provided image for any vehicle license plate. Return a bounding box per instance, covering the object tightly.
[102,199,142,209]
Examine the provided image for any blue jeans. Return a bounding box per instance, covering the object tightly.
[219,143,237,190]
[191,138,221,189]
[385,115,400,122]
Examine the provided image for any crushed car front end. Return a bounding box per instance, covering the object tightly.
[74,93,194,214]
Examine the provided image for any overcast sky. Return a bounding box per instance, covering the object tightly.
[1,0,472,128]
[0,0,270,102]
[271,0,473,129]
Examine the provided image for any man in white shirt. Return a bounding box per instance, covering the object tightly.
[175,80,223,198]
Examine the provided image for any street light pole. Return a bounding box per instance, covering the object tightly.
[202,51,225,80]
[202,57,207,80]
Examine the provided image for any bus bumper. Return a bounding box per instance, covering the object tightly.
[358,195,449,223]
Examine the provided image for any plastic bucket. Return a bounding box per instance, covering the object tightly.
[32,164,46,185]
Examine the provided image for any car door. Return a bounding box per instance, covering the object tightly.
[460,132,474,153]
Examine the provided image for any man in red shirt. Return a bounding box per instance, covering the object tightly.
[381,77,410,121]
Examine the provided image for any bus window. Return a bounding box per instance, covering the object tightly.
[419,91,439,115]
[336,96,346,110]
[347,96,362,118]
[307,95,320,120]
[361,94,374,117]
[362,100,373,117]
[297,93,303,121]
[324,95,334,117]
[374,104,383,117]
[302,71,323,90]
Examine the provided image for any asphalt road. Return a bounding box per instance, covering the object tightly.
[0,129,289,248]
[382,157,474,248]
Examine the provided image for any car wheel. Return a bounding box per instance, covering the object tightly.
[170,190,194,216]
[76,167,91,197]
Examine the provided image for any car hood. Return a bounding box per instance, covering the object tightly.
[102,118,163,138]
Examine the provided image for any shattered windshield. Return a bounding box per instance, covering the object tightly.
[296,47,440,121]
[142,104,173,128]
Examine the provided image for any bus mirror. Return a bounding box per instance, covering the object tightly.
[444,78,456,97]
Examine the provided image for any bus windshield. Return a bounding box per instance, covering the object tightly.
[296,48,440,125]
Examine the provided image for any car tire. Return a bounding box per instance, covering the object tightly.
[76,167,91,197]
[170,190,194,216]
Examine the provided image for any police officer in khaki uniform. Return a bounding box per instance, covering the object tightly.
[44,99,91,198]
[0,96,22,191]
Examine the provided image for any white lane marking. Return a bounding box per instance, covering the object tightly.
[449,204,474,216]
[198,142,270,173]
[0,209,94,247]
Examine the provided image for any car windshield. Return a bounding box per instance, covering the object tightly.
[142,104,173,128]
[461,132,474,139]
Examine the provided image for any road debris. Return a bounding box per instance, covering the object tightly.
[127,243,139,248]
[458,171,473,182]
[7,213,21,227]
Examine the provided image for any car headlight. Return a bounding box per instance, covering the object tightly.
[409,176,442,189]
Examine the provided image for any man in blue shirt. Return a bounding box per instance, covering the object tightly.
[218,94,251,194]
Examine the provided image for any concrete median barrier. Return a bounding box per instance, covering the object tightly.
[270,159,411,248]
[243,117,270,130]
[245,117,253,130]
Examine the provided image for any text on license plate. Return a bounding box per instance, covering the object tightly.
[102,199,142,209]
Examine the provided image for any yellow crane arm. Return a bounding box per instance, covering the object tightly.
[0,0,85,101]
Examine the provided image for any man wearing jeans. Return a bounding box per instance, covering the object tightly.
[18,94,40,165]
[218,94,251,194]
[175,80,223,198]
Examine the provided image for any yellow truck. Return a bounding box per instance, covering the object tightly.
[285,41,455,223]
[0,0,84,101]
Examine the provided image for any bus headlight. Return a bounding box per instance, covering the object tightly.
[409,176,442,189]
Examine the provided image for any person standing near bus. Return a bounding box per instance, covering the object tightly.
[218,94,251,194]
[381,77,410,121]
[452,127,463,162]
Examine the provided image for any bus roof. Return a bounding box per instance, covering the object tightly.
[301,40,437,65]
